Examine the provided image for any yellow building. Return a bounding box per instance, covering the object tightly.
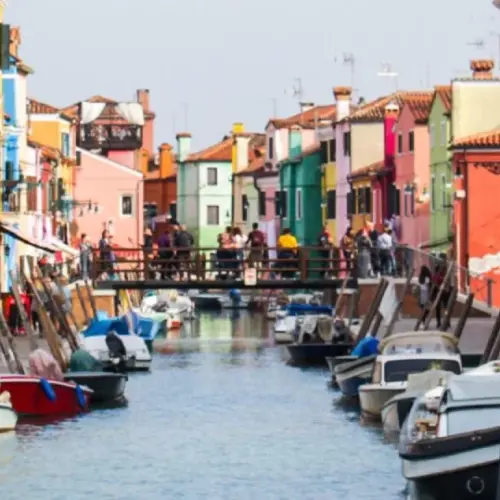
[318,125,337,243]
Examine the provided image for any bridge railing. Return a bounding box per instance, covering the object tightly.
[90,246,353,283]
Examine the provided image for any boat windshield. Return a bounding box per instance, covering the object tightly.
[383,342,456,355]
[447,407,500,435]
[384,359,461,383]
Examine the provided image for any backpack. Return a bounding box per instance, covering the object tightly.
[250,230,264,246]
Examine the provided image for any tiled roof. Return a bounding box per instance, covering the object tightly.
[61,95,155,120]
[435,85,452,113]
[28,139,60,160]
[185,137,233,162]
[452,129,500,148]
[268,105,336,129]
[405,93,434,123]
[349,160,384,180]
[28,98,73,120]
[234,147,266,176]
[347,91,433,123]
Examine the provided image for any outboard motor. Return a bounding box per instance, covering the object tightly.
[105,331,128,373]
[332,319,350,343]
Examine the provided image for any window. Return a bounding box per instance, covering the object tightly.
[320,141,328,164]
[388,184,400,216]
[397,133,403,154]
[356,187,371,214]
[144,202,158,220]
[268,137,274,160]
[328,139,336,162]
[429,124,435,148]
[431,176,436,211]
[326,189,336,219]
[296,189,302,220]
[343,131,351,156]
[242,194,249,222]
[410,188,415,216]
[440,120,447,146]
[258,190,266,216]
[408,130,415,152]
[404,187,415,216]
[207,205,219,225]
[441,175,447,210]
[346,191,355,216]
[207,167,218,186]
[61,132,70,156]
[120,195,133,216]
[364,187,372,214]
[169,201,177,221]
[274,190,288,218]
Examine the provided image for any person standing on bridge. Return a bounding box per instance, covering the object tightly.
[174,224,194,281]
[277,228,298,279]
[246,222,266,269]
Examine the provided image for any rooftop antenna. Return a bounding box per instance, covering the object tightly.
[343,52,356,94]
[467,38,485,50]
[182,102,189,131]
[284,78,304,108]
[377,62,399,91]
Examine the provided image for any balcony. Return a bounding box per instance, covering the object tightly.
[77,124,143,151]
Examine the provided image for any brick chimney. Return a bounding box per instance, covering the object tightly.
[176,133,192,162]
[470,59,494,80]
[9,27,21,58]
[333,86,352,121]
[300,102,314,113]
[159,143,174,178]
[136,89,150,111]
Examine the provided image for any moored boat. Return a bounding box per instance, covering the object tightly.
[63,372,127,405]
[335,354,377,398]
[0,391,17,432]
[286,342,352,367]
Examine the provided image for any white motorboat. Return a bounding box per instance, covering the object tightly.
[0,391,17,432]
[359,331,462,421]
[273,310,296,343]
[400,372,500,499]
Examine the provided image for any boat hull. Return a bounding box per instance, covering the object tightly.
[0,405,17,432]
[335,356,375,398]
[286,343,352,367]
[359,384,405,420]
[0,375,92,417]
[381,395,417,435]
[63,372,127,404]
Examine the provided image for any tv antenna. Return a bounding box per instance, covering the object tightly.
[284,78,304,106]
[377,62,399,91]
[468,38,485,49]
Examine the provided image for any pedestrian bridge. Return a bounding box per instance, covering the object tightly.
[91,245,357,290]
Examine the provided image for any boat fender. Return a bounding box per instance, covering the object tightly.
[39,378,56,402]
[75,384,86,410]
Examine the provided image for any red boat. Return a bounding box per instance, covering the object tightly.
[0,375,93,417]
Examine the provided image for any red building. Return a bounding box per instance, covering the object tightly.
[452,130,500,307]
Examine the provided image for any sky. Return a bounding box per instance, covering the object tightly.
[6,0,500,151]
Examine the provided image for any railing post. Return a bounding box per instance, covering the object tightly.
[143,249,149,281]
[195,251,201,281]
[201,252,206,280]
[487,278,494,309]
[299,248,308,281]
[90,250,97,285]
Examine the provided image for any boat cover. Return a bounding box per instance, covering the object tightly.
[406,369,453,393]
[287,304,333,316]
[69,349,103,372]
[352,336,380,357]
[446,374,500,402]
[297,316,333,343]
[83,315,136,338]
[29,349,64,381]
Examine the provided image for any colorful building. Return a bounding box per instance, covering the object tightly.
[176,133,233,247]
[393,93,433,260]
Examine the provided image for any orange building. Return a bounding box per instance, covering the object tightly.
[452,130,500,307]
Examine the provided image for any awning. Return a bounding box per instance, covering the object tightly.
[0,222,57,253]
[48,237,80,257]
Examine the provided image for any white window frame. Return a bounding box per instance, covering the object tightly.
[120,194,133,217]
[207,167,218,186]
[206,204,219,225]
[440,119,447,147]
[296,188,302,220]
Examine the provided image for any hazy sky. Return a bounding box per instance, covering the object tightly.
[6,0,499,150]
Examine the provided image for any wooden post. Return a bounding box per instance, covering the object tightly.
[440,286,459,332]
[75,283,91,326]
[355,279,388,344]
[334,272,351,317]
[299,249,308,281]
[84,280,98,319]
[384,270,414,339]
[453,293,474,341]
[0,309,24,373]
[422,263,455,330]
[481,310,500,363]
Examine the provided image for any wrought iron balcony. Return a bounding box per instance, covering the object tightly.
[77,124,143,151]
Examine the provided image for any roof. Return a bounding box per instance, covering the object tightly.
[404,93,434,124]
[28,98,73,121]
[27,139,60,160]
[452,129,500,148]
[435,85,452,114]
[347,91,434,123]
[348,160,384,180]
[185,137,233,163]
[61,95,155,120]
[268,105,336,129]
[233,148,266,176]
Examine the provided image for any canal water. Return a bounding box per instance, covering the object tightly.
[0,311,406,500]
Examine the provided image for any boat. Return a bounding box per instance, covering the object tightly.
[358,331,462,421]
[380,369,453,436]
[0,374,93,417]
[400,372,500,499]
[81,314,152,371]
[0,391,17,432]
[63,372,127,405]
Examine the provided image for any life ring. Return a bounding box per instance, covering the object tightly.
[39,378,56,402]
[75,384,86,410]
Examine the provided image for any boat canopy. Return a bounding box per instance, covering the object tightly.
[445,374,500,402]
[286,304,333,316]
[380,331,458,355]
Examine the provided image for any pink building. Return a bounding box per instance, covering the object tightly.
[394,94,433,257]
[72,148,144,250]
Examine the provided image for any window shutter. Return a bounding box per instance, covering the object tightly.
[320,141,328,164]
[258,191,266,216]
[346,191,353,216]
[329,139,336,162]
[326,190,336,219]
[242,194,248,222]
[365,187,372,214]
[274,190,281,216]
[395,188,401,216]
[0,24,10,70]
[281,191,288,218]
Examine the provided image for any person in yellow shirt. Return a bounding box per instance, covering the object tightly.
[277,228,298,278]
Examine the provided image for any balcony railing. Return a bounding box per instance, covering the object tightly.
[77,124,143,151]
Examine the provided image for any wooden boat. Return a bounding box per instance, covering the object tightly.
[0,374,93,417]
[286,342,352,367]
[63,372,127,405]
[335,354,377,398]
[359,331,462,421]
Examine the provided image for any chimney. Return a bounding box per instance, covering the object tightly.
[234,133,251,173]
[333,86,352,121]
[299,102,314,113]
[384,102,399,169]
[9,27,21,58]
[470,59,494,80]
[137,89,150,111]
[159,143,174,178]
[139,148,149,176]
[232,122,244,135]
[176,133,191,162]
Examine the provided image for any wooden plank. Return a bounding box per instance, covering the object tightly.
[0,308,24,374]
[453,293,474,341]
[440,287,459,332]
[355,279,388,344]
[384,271,414,339]
[84,280,98,319]
[75,283,91,326]
[481,310,500,363]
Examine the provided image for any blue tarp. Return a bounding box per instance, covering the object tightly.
[352,336,380,357]
[286,304,333,316]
